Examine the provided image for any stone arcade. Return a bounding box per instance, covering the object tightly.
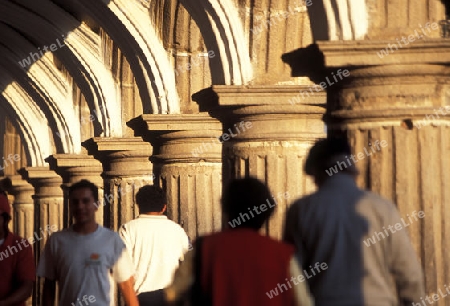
[0,0,449,305]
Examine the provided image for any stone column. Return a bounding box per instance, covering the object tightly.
[8,175,34,240]
[45,154,104,227]
[316,39,450,298]
[128,114,223,239]
[211,85,326,239]
[18,167,63,306]
[83,138,154,230]
[18,167,64,249]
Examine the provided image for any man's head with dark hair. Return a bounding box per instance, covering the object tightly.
[305,137,358,186]
[222,177,276,230]
[136,185,167,214]
[68,180,99,226]
[69,179,99,203]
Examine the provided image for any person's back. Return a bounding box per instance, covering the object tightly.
[284,137,425,306]
[120,214,189,293]
[165,178,312,306]
[119,185,189,294]
[198,228,295,306]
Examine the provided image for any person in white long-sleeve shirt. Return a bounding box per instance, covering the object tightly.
[119,185,189,297]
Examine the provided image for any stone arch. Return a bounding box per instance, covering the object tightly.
[57,0,181,114]
[178,0,253,84]
[0,85,51,166]
[306,0,369,41]
[0,24,81,154]
[0,0,122,138]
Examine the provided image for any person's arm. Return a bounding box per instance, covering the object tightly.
[111,242,138,306]
[164,248,195,305]
[42,279,56,306]
[118,277,139,306]
[289,255,314,306]
[0,239,36,306]
[386,205,425,304]
[0,281,33,306]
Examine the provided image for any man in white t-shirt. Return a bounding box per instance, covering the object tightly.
[37,180,139,306]
[119,185,189,297]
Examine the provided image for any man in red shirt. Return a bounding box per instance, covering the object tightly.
[164,178,314,306]
[0,190,36,306]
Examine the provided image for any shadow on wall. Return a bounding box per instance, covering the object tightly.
[444,0,450,18]
[281,44,326,84]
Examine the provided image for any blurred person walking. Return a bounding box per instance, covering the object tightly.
[163,177,313,306]
[37,179,138,306]
[0,178,35,306]
[119,185,189,305]
[283,137,425,306]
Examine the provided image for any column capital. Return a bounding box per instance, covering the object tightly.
[212,85,326,107]
[317,40,450,67]
[45,154,103,184]
[129,113,222,163]
[315,40,450,129]
[211,85,326,142]
[18,167,62,197]
[8,174,34,196]
[82,137,153,177]
[83,137,152,156]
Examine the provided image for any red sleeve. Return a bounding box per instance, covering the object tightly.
[15,243,36,282]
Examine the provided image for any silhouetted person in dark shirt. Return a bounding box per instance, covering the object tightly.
[284,137,425,305]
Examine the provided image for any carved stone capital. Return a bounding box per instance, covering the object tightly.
[18,167,63,198]
[316,40,450,130]
[82,137,153,177]
[45,154,103,185]
[129,113,222,163]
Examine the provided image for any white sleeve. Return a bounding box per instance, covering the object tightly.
[290,255,314,306]
[118,224,133,258]
[111,247,135,283]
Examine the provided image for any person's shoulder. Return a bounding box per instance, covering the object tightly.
[256,233,295,257]
[163,218,188,233]
[361,191,396,209]
[98,225,120,237]
[47,227,72,240]
[288,193,315,212]
[8,232,24,241]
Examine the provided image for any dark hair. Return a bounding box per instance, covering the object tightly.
[0,177,12,196]
[68,179,99,202]
[304,137,353,175]
[222,177,275,230]
[135,185,167,213]
[1,212,11,236]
